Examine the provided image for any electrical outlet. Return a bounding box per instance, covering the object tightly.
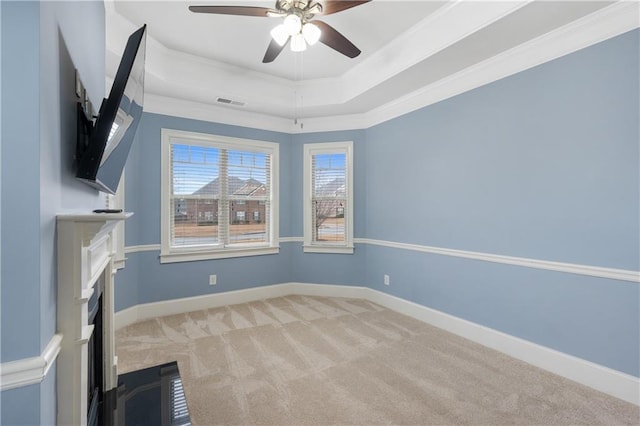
[384,274,390,285]
[209,274,217,286]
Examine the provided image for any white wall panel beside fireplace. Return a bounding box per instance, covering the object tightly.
[56,212,132,426]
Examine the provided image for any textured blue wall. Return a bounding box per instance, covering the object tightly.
[1,1,106,424]
[117,30,639,378]
[365,246,639,376]
[364,29,639,270]
[1,0,42,364]
[363,29,639,376]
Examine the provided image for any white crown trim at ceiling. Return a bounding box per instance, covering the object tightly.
[298,0,640,133]
[298,0,532,109]
[108,1,639,134]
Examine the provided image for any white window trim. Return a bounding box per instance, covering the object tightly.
[160,129,279,263]
[303,141,354,254]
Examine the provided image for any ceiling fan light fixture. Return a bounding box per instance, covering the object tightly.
[302,22,320,45]
[283,14,302,35]
[270,24,289,46]
[290,33,306,52]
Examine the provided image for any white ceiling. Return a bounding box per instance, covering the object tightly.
[105,0,639,133]
[113,0,445,80]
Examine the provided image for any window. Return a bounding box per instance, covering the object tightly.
[161,129,279,262]
[102,109,134,166]
[303,141,353,253]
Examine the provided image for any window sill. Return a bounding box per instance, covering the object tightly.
[160,246,279,263]
[303,245,354,254]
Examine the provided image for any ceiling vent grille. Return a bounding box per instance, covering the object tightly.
[216,97,245,107]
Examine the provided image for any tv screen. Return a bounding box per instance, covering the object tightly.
[76,24,147,195]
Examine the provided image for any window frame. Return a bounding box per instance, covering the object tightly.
[303,141,354,254]
[161,129,279,263]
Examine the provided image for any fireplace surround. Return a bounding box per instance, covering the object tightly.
[56,213,131,426]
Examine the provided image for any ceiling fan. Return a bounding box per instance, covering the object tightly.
[189,0,371,63]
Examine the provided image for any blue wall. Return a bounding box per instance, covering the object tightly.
[1,1,106,424]
[2,0,42,366]
[363,29,639,376]
[117,29,639,380]
[364,29,639,270]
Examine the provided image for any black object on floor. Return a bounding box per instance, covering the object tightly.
[103,361,191,425]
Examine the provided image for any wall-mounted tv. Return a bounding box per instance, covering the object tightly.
[76,24,147,195]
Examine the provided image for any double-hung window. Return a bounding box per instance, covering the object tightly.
[303,141,353,253]
[161,129,279,262]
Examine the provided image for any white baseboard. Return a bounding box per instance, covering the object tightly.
[361,288,640,407]
[0,334,63,391]
[115,283,639,406]
[116,284,298,329]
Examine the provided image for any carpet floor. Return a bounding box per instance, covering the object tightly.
[116,295,639,425]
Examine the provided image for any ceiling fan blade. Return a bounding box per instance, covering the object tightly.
[188,6,273,17]
[320,0,371,15]
[263,38,288,63]
[314,20,361,58]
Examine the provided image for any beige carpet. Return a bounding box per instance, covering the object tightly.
[116,295,639,425]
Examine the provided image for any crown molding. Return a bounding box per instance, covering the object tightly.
[144,93,296,133]
[338,0,531,105]
[298,0,640,133]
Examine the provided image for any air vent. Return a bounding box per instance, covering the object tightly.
[216,97,245,107]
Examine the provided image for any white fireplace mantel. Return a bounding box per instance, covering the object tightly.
[56,212,132,426]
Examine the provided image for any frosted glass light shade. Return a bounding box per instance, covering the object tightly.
[290,33,306,52]
[283,14,302,36]
[302,22,321,45]
[270,24,289,46]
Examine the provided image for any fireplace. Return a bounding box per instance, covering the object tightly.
[56,213,131,426]
[87,275,104,426]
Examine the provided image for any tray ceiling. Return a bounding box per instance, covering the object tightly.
[105,1,638,132]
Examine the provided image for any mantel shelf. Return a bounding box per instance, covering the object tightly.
[57,212,133,246]
[57,212,133,222]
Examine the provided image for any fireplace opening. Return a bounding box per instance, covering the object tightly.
[87,276,104,426]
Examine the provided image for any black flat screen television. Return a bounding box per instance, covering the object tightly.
[76,24,147,195]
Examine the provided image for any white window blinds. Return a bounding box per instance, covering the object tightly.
[303,141,354,254]
[161,129,279,262]
[311,153,347,243]
[170,144,271,248]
